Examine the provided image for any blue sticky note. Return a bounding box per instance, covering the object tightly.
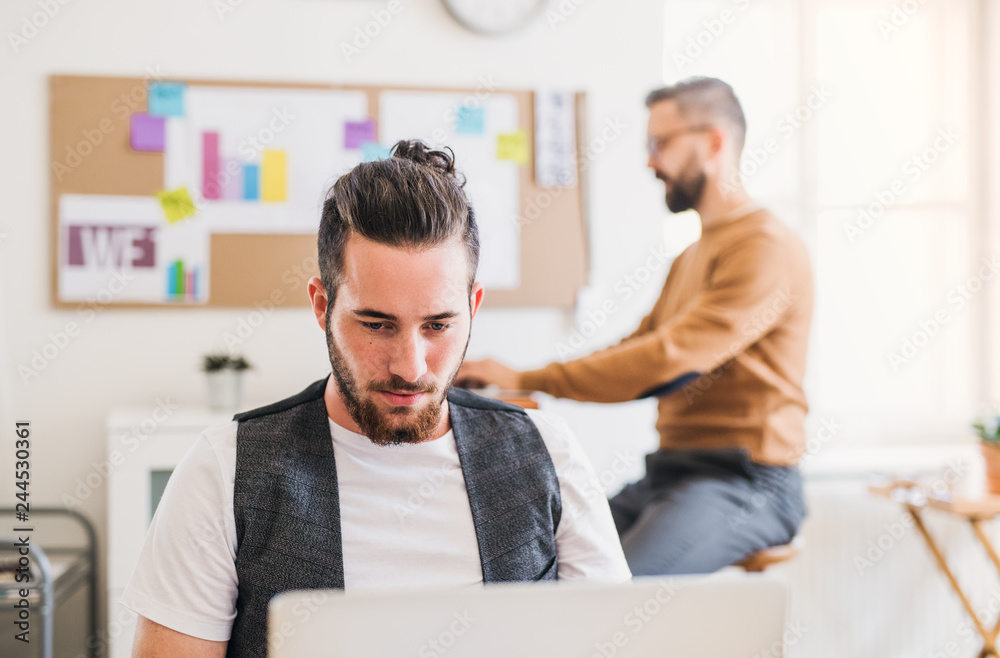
[455,106,485,135]
[149,82,187,117]
[243,164,260,200]
[361,142,392,162]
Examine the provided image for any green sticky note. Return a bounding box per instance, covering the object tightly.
[497,130,529,165]
[156,187,197,223]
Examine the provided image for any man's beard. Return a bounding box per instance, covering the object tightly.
[325,321,468,446]
[659,154,706,214]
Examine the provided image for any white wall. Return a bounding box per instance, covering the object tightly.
[988,0,1000,403]
[0,0,672,635]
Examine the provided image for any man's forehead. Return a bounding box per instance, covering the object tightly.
[337,234,469,316]
[648,99,685,129]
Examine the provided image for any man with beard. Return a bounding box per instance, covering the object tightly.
[460,77,814,576]
[123,140,630,658]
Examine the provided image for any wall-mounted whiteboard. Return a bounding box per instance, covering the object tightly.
[380,91,521,290]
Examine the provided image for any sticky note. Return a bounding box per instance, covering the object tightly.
[156,187,197,223]
[261,150,287,202]
[497,130,529,165]
[361,142,392,162]
[344,119,377,149]
[129,112,165,152]
[202,132,221,200]
[455,106,485,135]
[244,164,260,200]
[148,82,187,117]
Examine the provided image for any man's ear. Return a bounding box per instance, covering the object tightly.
[307,277,329,331]
[469,281,485,320]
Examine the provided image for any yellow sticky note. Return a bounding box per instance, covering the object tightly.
[261,150,287,202]
[497,130,529,165]
[156,187,197,223]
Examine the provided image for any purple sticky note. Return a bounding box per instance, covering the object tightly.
[130,112,166,152]
[344,119,377,149]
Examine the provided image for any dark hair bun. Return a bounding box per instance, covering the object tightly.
[390,139,465,186]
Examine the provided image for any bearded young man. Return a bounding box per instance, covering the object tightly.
[122,140,630,658]
[460,77,814,576]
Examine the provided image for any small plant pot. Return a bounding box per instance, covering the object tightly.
[206,370,244,412]
[983,442,1000,495]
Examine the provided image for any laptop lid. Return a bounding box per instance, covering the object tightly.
[268,573,787,658]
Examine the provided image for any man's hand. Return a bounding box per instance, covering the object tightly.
[456,358,522,390]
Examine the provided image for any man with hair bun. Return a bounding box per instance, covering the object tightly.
[122,140,630,658]
[461,78,815,576]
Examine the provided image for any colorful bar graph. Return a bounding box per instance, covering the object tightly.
[222,158,243,199]
[261,150,287,202]
[202,132,221,200]
[176,260,185,295]
[166,259,186,299]
[166,262,175,297]
[244,164,260,200]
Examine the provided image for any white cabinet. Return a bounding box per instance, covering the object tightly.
[106,405,234,658]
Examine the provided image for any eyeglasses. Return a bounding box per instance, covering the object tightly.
[646,125,714,157]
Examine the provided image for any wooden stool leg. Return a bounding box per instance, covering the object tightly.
[971,519,1000,644]
[908,508,997,655]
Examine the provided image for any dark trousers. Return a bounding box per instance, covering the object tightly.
[608,448,807,576]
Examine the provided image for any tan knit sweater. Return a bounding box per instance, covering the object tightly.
[520,208,814,466]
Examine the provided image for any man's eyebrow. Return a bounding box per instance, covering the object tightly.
[353,309,398,321]
[352,309,459,322]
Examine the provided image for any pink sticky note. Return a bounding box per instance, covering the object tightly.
[345,119,377,149]
[130,113,165,152]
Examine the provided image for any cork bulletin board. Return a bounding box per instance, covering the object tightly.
[49,74,589,309]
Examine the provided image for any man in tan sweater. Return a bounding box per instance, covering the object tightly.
[459,77,813,575]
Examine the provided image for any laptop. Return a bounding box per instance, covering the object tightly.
[268,573,788,657]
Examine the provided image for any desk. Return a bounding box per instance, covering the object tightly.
[465,388,540,410]
[870,480,1000,657]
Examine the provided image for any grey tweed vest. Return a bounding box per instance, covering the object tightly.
[226,376,561,658]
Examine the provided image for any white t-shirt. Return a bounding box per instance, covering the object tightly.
[119,406,631,642]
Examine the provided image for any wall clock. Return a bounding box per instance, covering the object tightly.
[442,0,548,35]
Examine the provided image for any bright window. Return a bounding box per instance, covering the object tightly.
[662,0,988,444]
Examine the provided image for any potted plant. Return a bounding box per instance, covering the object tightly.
[974,407,1000,495]
[202,353,252,411]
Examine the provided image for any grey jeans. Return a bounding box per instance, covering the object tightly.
[608,448,807,576]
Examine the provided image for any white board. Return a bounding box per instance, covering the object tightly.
[379,91,521,290]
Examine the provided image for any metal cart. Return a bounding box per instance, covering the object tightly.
[0,508,97,658]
